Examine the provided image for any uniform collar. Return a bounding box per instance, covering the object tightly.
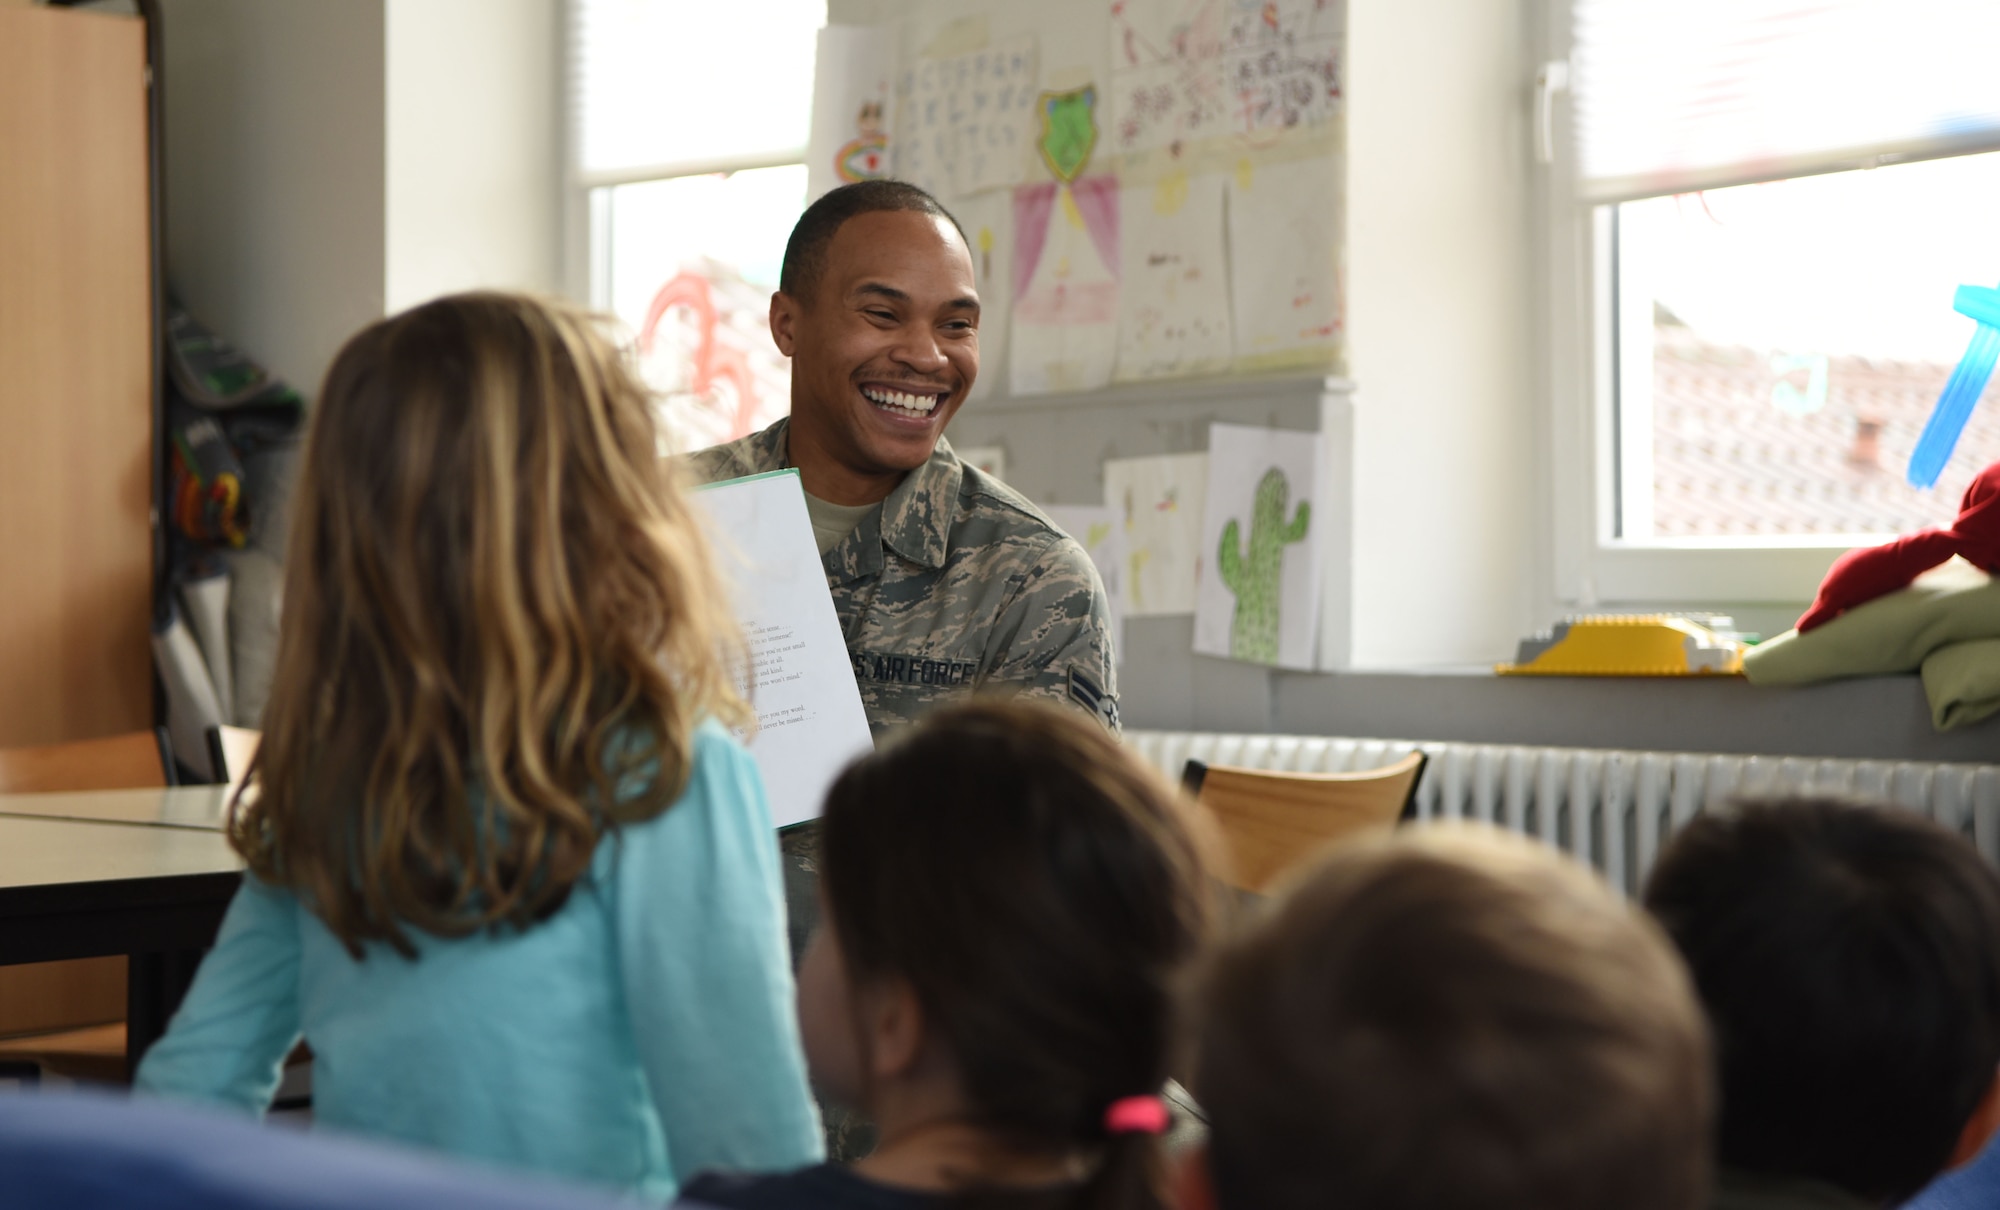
[878,434,961,570]
[768,417,961,581]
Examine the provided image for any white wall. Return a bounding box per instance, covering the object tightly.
[162,0,388,399]
[161,0,561,400]
[386,0,560,311]
[1345,0,1538,666]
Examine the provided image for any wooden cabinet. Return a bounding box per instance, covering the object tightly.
[0,4,155,748]
[0,2,159,1062]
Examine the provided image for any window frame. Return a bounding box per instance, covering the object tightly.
[1536,0,1889,609]
[557,0,812,313]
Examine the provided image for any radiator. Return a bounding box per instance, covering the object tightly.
[1126,730,2000,895]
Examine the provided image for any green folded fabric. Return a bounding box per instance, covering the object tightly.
[1742,560,2000,731]
[1922,638,2000,731]
[1744,560,2000,684]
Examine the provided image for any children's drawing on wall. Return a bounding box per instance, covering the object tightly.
[808,25,898,202]
[1037,85,1100,183]
[1041,504,1130,662]
[1116,170,1233,380]
[1103,452,1208,616]
[1227,155,1343,373]
[839,102,889,183]
[1010,173,1120,394]
[1194,424,1325,669]
[951,192,1013,401]
[637,261,790,455]
[1108,0,1343,165]
[893,37,1040,199]
[1011,87,1118,394]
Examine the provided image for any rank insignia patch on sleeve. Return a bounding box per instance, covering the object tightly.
[1067,667,1119,730]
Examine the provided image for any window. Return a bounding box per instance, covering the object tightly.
[1614,154,2000,541]
[1542,0,2000,604]
[567,0,826,453]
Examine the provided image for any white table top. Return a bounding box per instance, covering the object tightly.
[0,785,232,831]
[0,814,242,891]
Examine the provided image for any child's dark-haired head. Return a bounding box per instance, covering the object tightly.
[1644,797,2000,1205]
[805,699,1211,1209]
[1195,826,1711,1210]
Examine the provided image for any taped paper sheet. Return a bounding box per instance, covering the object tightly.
[1228,156,1342,372]
[1010,177,1120,395]
[1194,424,1325,669]
[1108,0,1344,163]
[1102,452,1207,617]
[697,470,874,827]
[1116,171,1232,380]
[951,191,1014,401]
[807,25,898,203]
[893,37,1039,198]
[1042,504,1130,663]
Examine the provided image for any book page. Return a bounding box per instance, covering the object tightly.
[697,470,875,827]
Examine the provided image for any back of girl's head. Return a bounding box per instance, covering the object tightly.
[818,700,1212,1210]
[234,291,745,956]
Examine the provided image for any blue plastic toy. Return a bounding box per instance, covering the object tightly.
[1908,283,2000,489]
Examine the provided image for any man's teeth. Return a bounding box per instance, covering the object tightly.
[863,387,939,416]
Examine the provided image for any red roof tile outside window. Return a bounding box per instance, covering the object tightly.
[1616,150,2000,543]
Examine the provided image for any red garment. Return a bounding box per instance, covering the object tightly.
[1797,462,2000,631]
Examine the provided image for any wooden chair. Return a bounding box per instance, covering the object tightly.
[205,724,262,798]
[1183,751,1428,895]
[0,729,175,1084]
[0,729,175,795]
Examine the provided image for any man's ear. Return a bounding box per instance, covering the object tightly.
[864,974,926,1083]
[1176,1143,1219,1210]
[1950,1066,2000,1169]
[770,290,800,357]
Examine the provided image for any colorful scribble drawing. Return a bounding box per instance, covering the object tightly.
[1217,467,1310,662]
[836,101,889,183]
[1038,86,1099,182]
[637,260,789,452]
[1108,0,1343,158]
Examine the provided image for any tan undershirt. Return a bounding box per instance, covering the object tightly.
[804,491,880,556]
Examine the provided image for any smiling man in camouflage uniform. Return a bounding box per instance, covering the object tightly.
[687,180,1118,739]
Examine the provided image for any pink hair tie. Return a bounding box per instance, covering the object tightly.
[1103,1094,1170,1136]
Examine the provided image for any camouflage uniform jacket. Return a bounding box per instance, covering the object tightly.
[686,417,1119,739]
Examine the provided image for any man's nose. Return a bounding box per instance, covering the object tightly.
[890,325,948,374]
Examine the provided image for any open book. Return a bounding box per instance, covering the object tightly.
[695,469,874,827]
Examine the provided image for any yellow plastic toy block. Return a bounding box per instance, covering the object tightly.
[1496,614,1746,677]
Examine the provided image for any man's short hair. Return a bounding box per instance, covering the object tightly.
[1196,826,1711,1210]
[778,179,965,300]
[1644,798,2000,1205]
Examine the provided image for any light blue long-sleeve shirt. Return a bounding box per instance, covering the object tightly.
[134,721,824,1202]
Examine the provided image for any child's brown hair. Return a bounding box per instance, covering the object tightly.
[818,699,1212,1210]
[231,291,747,956]
[1195,826,1711,1210]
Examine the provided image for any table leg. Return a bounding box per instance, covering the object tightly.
[125,949,204,1077]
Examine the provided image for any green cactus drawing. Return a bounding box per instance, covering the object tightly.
[1217,468,1311,663]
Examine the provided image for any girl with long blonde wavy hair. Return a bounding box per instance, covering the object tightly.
[135,292,822,1198]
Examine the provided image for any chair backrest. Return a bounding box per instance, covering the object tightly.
[1184,751,1428,894]
[205,725,262,793]
[0,730,171,794]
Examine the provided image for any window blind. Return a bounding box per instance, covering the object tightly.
[1572,0,2000,203]
[570,0,826,187]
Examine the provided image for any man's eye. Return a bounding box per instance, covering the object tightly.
[866,309,896,322]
